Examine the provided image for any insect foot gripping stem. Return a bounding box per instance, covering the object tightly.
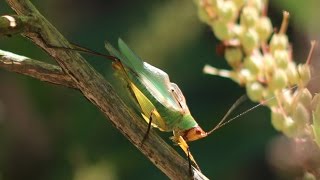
[171,134,202,172]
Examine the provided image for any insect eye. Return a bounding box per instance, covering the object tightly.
[196,130,201,135]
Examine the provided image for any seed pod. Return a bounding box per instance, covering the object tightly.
[296,88,312,110]
[285,61,299,85]
[282,90,294,113]
[292,102,310,127]
[217,1,237,22]
[298,64,311,87]
[243,55,262,75]
[239,68,256,83]
[263,54,275,74]
[241,28,259,53]
[255,17,272,42]
[269,69,288,90]
[212,20,234,40]
[269,34,289,54]
[225,47,243,68]
[246,81,264,102]
[263,89,278,108]
[240,6,259,28]
[283,116,298,137]
[271,108,285,131]
[273,50,289,69]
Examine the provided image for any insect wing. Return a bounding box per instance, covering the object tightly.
[117,39,183,111]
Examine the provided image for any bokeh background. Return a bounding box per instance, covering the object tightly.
[0,1,319,179]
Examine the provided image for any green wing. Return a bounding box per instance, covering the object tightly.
[105,38,184,112]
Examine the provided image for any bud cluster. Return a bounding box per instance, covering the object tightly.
[194,0,320,149]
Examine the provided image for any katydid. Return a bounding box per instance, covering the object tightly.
[49,38,245,171]
[104,38,245,170]
[105,39,206,169]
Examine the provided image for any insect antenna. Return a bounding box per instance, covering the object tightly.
[44,40,117,62]
[206,73,320,136]
[206,95,247,135]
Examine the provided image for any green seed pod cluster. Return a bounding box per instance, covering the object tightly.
[269,88,314,138]
[195,1,320,174]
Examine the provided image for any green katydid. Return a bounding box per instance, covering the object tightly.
[103,38,245,170]
[49,38,245,171]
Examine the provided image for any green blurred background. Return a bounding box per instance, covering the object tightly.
[0,1,319,179]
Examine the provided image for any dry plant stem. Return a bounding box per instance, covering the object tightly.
[3,0,207,179]
[0,14,39,36]
[0,50,76,88]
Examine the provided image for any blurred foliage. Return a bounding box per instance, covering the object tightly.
[0,0,319,180]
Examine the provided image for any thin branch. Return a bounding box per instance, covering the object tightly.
[3,0,208,179]
[0,49,77,88]
[0,14,39,36]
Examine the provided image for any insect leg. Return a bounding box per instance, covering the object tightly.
[187,147,194,177]
[175,136,201,172]
[141,109,155,145]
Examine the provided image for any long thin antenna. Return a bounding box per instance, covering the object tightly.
[45,40,116,62]
[207,95,247,135]
[206,72,320,135]
[206,39,319,135]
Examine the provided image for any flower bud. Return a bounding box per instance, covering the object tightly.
[283,116,298,137]
[239,68,256,83]
[282,91,294,113]
[298,64,311,86]
[240,28,259,53]
[240,6,259,27]
[225,47,243,68]
[263,89,277,108]
[269,69,288,90]
[255,17,272,42]
[262,54,275,73]
[297,88,312,110]
[292,102,310,127]
[269,34,289,54]
[273,50,289,69]
[217,1,237,22]
[212,20,234,40]
[243,55,262,75]
[246,81,264,102]
[271,108,285,131]
[285,61,299,85]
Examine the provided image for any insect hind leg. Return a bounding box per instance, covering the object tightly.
[140,109,156,145]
